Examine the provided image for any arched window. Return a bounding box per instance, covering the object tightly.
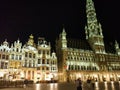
[16,55,18,60]
[6,55,9,60]
[25,60,27,67]
[38,59,41,64]
[25,52,27,57]
[19,55,22,60]
[29,61,31,67]
[81,66,83,70]
[42,59,45,64]
[47,59,49,64]
[38,50,41,54]
[2,55,5,59]
[71,65,73,70]
[3,49,5,52]
[84,66,86,70]
[29,53,32,58]
[46,67,49,70]
[78,65,80,70]
[33,54,35,58]
[68,65,70,70]
[16,48,19,52]
[12,54,14,59]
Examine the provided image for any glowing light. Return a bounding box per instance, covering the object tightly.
[95,82,99,90]
[111,81,115,90]
[110,75,113,78]
[119,81,120,88]
[35,84,41,90]
[21,72,24,79]
[103,75,106,78]
[0,72,4,77]
[94,74,97,78]
[49,83,58,90]
[104,81,108,90]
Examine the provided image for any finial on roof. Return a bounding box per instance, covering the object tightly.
[29,34,34,39]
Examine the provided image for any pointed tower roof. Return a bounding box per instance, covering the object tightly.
[62,27,66,35]
[86,0,95,11]
[61,24,66,35]
[86,0,97,23]
[29,34,34,39]
[86,0,103,37]
[115,40,119,49]
[3,39,8,46]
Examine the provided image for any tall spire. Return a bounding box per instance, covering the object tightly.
[86,0,102,37]
[85,0,105,54]
[86,0,97,22]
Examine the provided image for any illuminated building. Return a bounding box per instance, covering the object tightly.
[56,0,120,82]
[0,40,10,79]
[0,0,120,83]
[9,39,23,80]
[36,37,58,82]
[0,35,58,82]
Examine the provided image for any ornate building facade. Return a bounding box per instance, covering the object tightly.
[56,0,120,82]
[0,35,58,82]
[0,0,120,83]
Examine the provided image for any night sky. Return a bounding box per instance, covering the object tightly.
[0,0,120,50]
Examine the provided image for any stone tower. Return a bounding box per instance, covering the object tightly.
[85,0,105,54]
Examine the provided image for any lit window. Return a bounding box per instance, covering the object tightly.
[16,55,18,60]
[2,55,5,59]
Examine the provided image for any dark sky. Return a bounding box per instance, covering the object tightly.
[0,0,120,49]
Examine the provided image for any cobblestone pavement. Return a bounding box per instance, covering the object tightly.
[0,81,120,90]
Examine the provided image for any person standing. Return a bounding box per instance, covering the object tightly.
[76,78,82,90]
[24,79,28,88]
